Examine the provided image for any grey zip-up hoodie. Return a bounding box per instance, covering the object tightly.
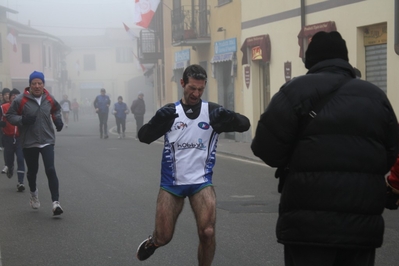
[6,87,62,148]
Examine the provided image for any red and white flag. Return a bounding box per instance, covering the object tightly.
[123,23,138,40]
[132,51,146,72]
[6,28,17,52]
[134,0,160,29]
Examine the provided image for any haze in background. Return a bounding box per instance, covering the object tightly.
[0,0,137,36]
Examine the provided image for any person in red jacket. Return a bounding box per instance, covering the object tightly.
[0,89,25,191]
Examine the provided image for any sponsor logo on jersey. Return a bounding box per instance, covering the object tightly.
[174,121,188,130]
[198,122,210,130]
[177,138,206,151]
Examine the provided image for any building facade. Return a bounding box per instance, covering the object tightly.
[0,6,67,98]
[241,0,399,138]
[61,28,150,110]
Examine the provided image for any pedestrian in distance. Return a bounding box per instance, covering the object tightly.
[94,88,111,139]
[130,92,145,139]
[7,71,65,216]
[71,98,80,122]
[0,89,26,191]
[135,64,251,265]
[113,96,129,138]
[0,88,11,173]
[251,31,399,266]
[59,94,71,128]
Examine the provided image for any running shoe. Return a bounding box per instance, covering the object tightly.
[30,190,40,209]
[136,235,158,261]
[1,165,8,174]
[52,201,64,216]
[17,183,25,192]
[6,166,14,179]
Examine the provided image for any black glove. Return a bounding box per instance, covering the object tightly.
[209,107,234,127]
[54,118,64,132]
[385,186,399,210]
[0,121,6,127]
[151,106,178,124]
[21,115,37,125]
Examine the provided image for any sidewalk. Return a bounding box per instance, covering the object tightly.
[215,138,261,162]
[113,120,261,163]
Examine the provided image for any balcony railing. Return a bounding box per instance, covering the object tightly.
[171,5,210,46]
[138,29,162,64]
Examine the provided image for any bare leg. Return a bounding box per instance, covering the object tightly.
[153,189,185,246]
[189,186,216,266]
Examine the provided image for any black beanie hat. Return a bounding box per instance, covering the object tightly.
[2,88,10,96]
[9,88,20,98]
[305,31,349,69]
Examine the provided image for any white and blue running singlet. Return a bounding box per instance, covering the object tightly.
[161,101,218,186]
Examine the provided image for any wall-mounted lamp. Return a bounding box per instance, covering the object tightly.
[217,27,226,32]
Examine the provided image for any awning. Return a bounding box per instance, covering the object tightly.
[298,21,336,58]
[211,52,234,64]
[240,34,271,65]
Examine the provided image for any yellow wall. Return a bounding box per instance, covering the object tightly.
[242,0,399,136]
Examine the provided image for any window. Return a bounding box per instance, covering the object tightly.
[42,45,46,67]
[116,48,133,63]
[22,43,30,63]
[83,54,96,70]
[48,46,52,67]
[218,0,232,6]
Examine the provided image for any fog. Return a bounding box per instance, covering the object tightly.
[1,0,156,114]
[1,0,136,36]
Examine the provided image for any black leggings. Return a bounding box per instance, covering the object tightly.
[23,145,59,202]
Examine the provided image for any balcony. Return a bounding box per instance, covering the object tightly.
[138,29,163,64]
[171,5,211,46]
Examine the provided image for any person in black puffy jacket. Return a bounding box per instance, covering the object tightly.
[251,31,398,266]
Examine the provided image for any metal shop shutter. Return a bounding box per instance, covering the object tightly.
[365,44,387,93]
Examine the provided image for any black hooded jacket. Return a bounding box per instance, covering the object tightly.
[251,59,398,249]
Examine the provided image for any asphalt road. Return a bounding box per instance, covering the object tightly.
[0,113,398,266]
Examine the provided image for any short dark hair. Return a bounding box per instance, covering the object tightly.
[182,64,207,85]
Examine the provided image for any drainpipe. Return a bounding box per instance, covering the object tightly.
[395,0,399,55]
[301,0,306,63]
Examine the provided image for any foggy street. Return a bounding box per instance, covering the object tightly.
[0,113,398,266]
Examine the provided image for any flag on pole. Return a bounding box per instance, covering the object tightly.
[134,0,161,29]
[6,28,17,52]
[123,23,138,40]
[132,51,146,72]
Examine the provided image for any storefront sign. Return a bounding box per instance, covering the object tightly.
[364,23,387,46]
[175,49,190,62]
[244,65,250,89]
[251,46,263,60]
[284,61,292,82]
[214,38,237,55]
[240,34,271,65]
